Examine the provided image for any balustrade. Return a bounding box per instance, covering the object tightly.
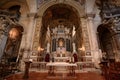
[30,62,47,71]
[29,61,94,72]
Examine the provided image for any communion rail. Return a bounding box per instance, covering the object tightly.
[29,61,94,71]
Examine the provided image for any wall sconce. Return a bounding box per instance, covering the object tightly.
[78,46,85,51]
[37,46,44,52]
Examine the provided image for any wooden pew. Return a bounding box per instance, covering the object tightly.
[100,61,120,80]
[108,62,120,80]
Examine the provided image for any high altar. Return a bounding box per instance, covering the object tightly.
[47,24,76,62]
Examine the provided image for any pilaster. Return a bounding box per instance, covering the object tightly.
[26,13,36,48]
[112,20,120,61]
[80,18,90,51]
[32,17,42,52]
[19,13,36,71]
[86,14,101,68]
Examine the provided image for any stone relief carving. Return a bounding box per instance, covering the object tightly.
[81,18,90,50]
[0,17,10,44]
[32,18,42,51]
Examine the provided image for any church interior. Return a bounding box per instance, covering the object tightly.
[0,0,120,80]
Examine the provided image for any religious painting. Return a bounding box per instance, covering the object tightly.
[58,38,64,47]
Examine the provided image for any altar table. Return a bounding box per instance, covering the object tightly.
[46,62,77,76]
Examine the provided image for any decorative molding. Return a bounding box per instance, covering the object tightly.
[27,13,37,18]
[97,0,120,19]
[32,18,42,51]
[86,13,95,18]
[80,18,90,50]
[0,9,21,22]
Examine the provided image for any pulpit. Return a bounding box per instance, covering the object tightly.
[23,59,32,79]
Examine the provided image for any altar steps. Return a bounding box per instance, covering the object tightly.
[4,71,105,80]
[46,73,77,80]
[47,76,77,80]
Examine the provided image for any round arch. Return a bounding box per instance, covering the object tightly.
[37,0,85,17]
[0,1,29,15]
[32,0,85,51]
[97,24,117,60]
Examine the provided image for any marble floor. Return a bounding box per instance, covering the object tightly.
[4,71,105,80]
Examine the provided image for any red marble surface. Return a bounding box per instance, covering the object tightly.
[5,71,105,80]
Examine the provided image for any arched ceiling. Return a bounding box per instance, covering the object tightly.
[40,3,82,48]
[0,0,29,14]
[0,0,26,8]
[96,0,120,7]
[42,4,80,30]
